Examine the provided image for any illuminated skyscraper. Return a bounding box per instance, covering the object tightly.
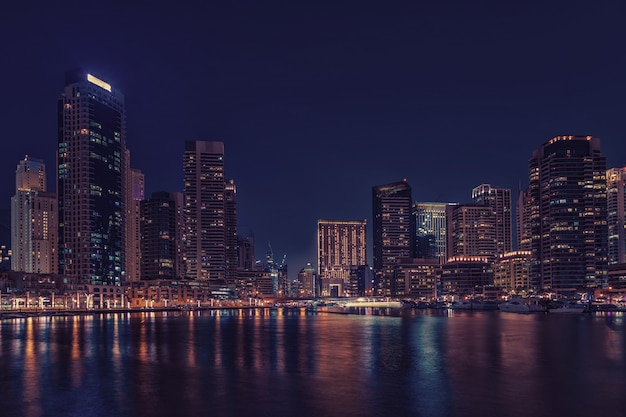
[372,180,415,271]
[528,136,607,291]
[11,157,57,273]
[57,70,125,284]
[183,141,226,283]
[446,203,496,260]
[471,184,512,256]
[412,202,448,263]
[607,167,626,265]
[317,219,367,296]
[225,179,238,284]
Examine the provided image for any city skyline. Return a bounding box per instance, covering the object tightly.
[3,1,626,275]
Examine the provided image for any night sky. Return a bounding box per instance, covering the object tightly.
[2,0,626,277]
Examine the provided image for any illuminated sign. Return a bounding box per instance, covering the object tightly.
[87,74,112,92]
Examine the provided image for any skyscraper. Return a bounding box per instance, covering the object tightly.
[57,69,125,285]
[606,167,626,265]
[183,141,226,284]
[225,179,238,284]
[125,150,144,281]
[413,202,448,263]
[140,192,184,280]
[11,157,57,273]
[446,203,496,260]
[317,219,367,296]
[471,184,512,256]
[372,180,415,272]
[516,189,531,251]
[527,136,608,291]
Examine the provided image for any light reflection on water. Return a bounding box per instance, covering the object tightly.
[0,309,625,417]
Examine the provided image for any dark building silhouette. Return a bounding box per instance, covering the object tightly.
[140,192,184,280]
[58,69,125,285]
[527,136,608,291]
[372,180,415,270]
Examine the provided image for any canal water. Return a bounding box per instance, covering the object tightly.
[0,309,625,417]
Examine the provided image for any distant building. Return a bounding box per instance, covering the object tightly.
[317,219,366,296]
[140,192,184,280]
[446,204,496,261]
[125,153,144,281]
[527,136,608,291]
[225,179,238,284]
[183,141,226,284]
[298,263,317,297]
[471,184,512,256]
[372,180,415,295]
[516,189,531,251]
[607,167,626,265]
[237,235,255,271]
[412,202,448,263]
[58,69,126,285]
[11,157,57,274]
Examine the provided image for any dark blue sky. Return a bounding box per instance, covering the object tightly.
[2,0,626,276]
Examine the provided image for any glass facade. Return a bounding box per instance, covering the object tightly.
[58,69,125,285]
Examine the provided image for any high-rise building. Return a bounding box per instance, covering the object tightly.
[11,157,58,274]
[140,192,184,280]
[516,189,531,251]
[528,136,608,291]
[183,141,226,283]
[317,219,367,296]
[372,180,415,272]
[412,202,448,263]
[471,184,512,256]
[607,167,626,265]
[446,203,496,260]
[125,150,144,281]
[57,69,125,285]
[225,179,238,284]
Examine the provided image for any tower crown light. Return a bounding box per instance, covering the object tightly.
[87,74,112,92]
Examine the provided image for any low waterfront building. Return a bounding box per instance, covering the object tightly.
[441,256,493,297]
[494,251,532,294]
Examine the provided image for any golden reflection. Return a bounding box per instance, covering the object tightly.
[70,316,82,388]
[276,309,285,373]
[187,312,196,367]
[23,318,42,417]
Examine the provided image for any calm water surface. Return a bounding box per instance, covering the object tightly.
[1,308,625,417]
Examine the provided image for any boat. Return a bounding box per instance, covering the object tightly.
[550,303,587,314]
[343,298,404,308]
[451,300,473,310]
[525,298,547,313]
[499,299,530,313]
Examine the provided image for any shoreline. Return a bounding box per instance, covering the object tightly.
[0,305,274,319]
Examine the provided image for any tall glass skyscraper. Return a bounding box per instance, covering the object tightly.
[57,69,126,285]
[527,136,608,291]
[412,202,448,263]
